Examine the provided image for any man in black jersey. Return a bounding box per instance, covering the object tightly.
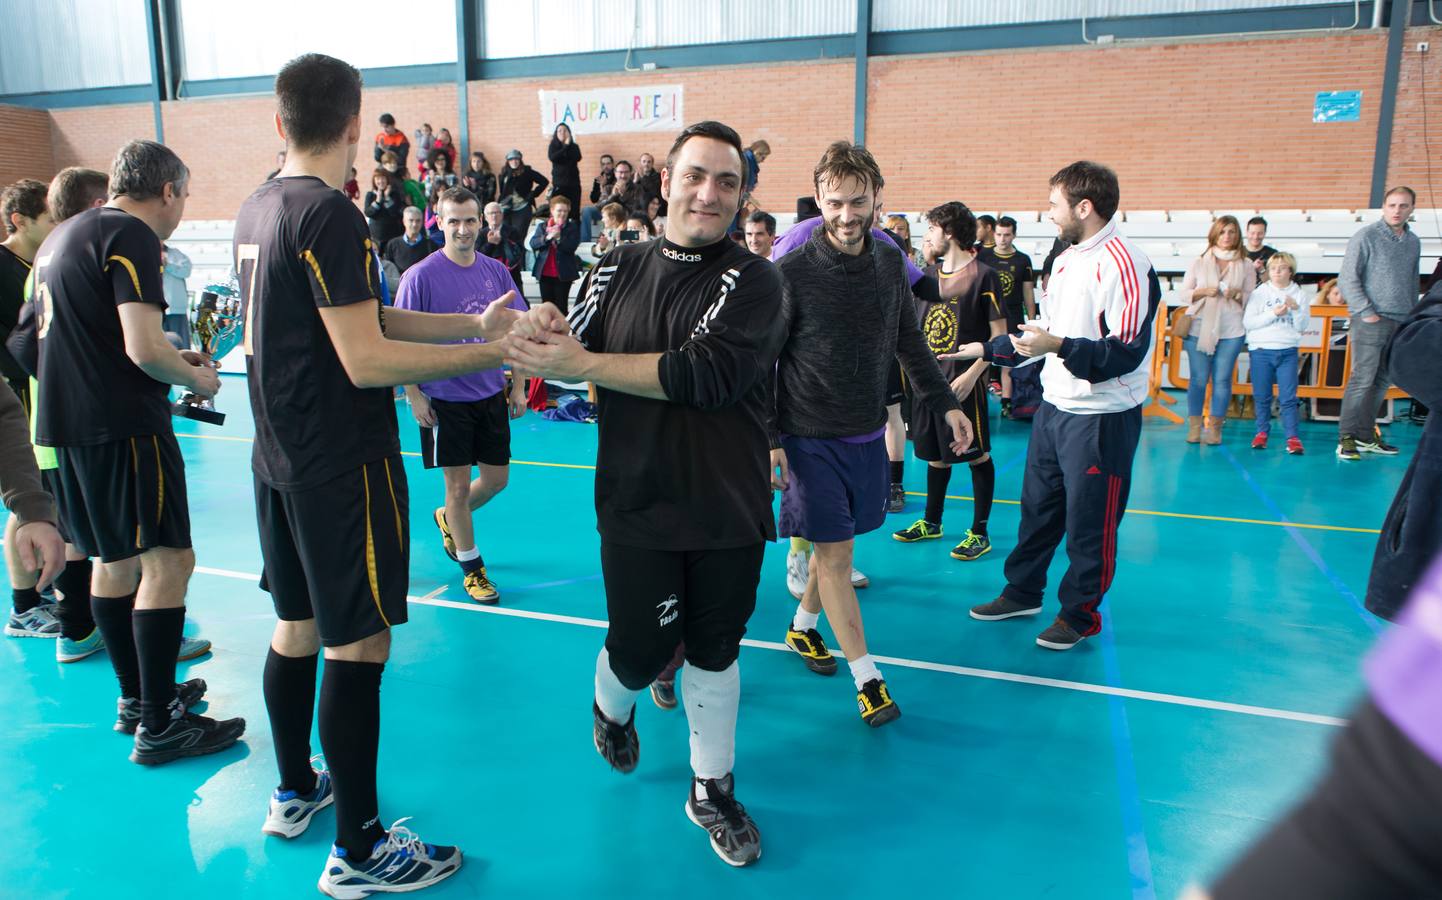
[977,216,1036,417]
[894,202,1006,561]
[506,121,783,868]
[33,140,243,763]
[239,54,521,897]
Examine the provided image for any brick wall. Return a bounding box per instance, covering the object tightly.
[1385,27,1442,209]
[15,24,1442,220]
[0,104,54,187]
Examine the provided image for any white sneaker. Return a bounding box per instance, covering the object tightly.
[850,567,870,589]
[262,759,333,838]
[5,604,60,638]
[318,817,462,899]
[785,551,808,599]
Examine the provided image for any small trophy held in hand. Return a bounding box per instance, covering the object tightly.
[171,279,243,426]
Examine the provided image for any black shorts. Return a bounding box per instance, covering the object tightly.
[1212,699,1442,899]
[912,382,990,464]
[39,468,71,544]
[51,433,191,563]
[418,393,511,469]
[599,541,764,691]
[1004,299,1026,336]
[256,455,410,647]
[885,360,905,407]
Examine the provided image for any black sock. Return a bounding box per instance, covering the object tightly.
[888,460,904,485]
[55,560,95,641]
[925,465,953,525]
[970,458,995,536]
[133,606,183,733]
[320,659,386,861]
[91,593,140,699]
[264,647,319,794]
[12,586,41,614]
[459,554,485,576]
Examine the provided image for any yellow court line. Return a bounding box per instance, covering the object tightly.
[172,432,1379,534]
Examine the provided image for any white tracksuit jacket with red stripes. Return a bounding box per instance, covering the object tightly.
[986,218,1161,415]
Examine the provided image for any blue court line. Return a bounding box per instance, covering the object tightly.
[1098,620,1158,900]
[1217,446,1383,635]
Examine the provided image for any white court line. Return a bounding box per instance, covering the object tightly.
[192,565,1347,729]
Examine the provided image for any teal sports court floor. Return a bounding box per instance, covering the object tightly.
[2,381,1412,899]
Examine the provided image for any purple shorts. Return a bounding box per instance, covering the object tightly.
[778,434,888,543]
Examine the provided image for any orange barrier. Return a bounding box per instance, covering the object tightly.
[1145,305,1408,417]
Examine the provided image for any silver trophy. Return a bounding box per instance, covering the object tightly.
[171,278,243,426]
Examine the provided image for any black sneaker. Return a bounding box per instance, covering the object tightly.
[1000,398,1013,419]
[1035,617,1087,651]
[784,624,837,676]
[1335,434,1361,461]
[893,519,942,543]
[650,679,677,710]
[592,702,639,773]
[857,678,900,727]
[685,774,762,867]
[886,483,906,514]
[130,705,245,766]
[970,595,1043,621]
[950,530,992,561]
[115,678,208,734]
[1355,429,1399,455]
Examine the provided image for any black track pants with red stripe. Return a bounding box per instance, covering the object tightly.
[1000,401,1142,635]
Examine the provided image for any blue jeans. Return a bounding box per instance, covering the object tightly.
[580,205,603,242]
[1248,347,1300,438]
[1183,335,1244,417]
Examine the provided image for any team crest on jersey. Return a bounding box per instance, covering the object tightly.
[923,304,958,355]
[997,269,1015,297]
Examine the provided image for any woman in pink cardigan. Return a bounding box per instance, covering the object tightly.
[1180,215,1257,444]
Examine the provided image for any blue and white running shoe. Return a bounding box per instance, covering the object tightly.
[263,759,334,838]
[177,635,212,661]
[5,604,60,638]
[57,627,105,662]
[318,818,462,898]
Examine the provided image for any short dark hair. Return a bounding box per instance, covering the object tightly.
[614,159,633,172]
[379,113,395,126]
[1,179,48,233]
[1247,215,1267,229]
[746,210,776,235]
[48,167,108,222]
[1385,185,1417,203]
[813,141,884,194]
[1049,161,1120,221]
[110,140,189,202]
[796,196,821,221]
[624,212,652,235]
[277,54,363,154]
[977,215,997,228]
[600,153,614,163]
[664,120,744,174]
[996,215,1018,232]
[437,186,480,217]
[926,201,977,249]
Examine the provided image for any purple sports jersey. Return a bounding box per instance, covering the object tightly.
[393,250,528,402]
[1366,554,1442,767]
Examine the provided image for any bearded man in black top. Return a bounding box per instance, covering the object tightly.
[507,121,784,868]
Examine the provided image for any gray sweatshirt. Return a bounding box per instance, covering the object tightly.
[1340,218,1421,321]
[770,230,959,446]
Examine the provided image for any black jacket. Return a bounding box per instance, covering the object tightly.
[548,137,583,193]
[463,169,497,204]
[499,165,549,211]
[364,187,406,245]
[530,219,581,281]
[770,230,960,447]
[480,224,524,272]
[1367,283,1442,620]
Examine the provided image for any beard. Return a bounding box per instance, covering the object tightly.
[1057,217,1084,245]
[824,208,875,247]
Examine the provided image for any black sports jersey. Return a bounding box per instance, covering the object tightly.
[234,176,399,491]
[567,236,785,551]
[0,244,32,382]
[920,260,1006,379]
[977,246,1034,318]
[33,207,171,447]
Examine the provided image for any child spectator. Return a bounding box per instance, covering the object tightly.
[1243,251,1310,454]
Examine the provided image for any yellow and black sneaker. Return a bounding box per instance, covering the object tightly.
[950,529,992,561]
[433,507,458,561]
[857,678,900,727]
[892,519,942,543]
[785,624,837,676]
[463,568,500,605]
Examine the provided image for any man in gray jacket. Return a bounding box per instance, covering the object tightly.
[771,141,971,727]
[1337,187,1421,461]
[0,382,63,591]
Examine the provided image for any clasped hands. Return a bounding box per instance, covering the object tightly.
[483,300,589,382]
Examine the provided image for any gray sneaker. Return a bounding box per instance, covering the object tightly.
[886,483,906,513]
[685,773,761,867]
[1036,617,1087,651]
[5,604,60,638]
[970,595,1042,621]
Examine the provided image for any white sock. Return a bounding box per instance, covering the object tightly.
[848,653,882,690]
[594,647,640,724]
[792,605,820,632]
[682,661,739,781]
[455,546,480,562]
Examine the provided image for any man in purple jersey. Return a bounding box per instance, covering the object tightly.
[396,186,529,605]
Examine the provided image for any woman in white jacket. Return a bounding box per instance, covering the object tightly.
[1243,252,1310,454]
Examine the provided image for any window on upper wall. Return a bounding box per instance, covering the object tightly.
[0,0,151,95]
[871,0,1352,32]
